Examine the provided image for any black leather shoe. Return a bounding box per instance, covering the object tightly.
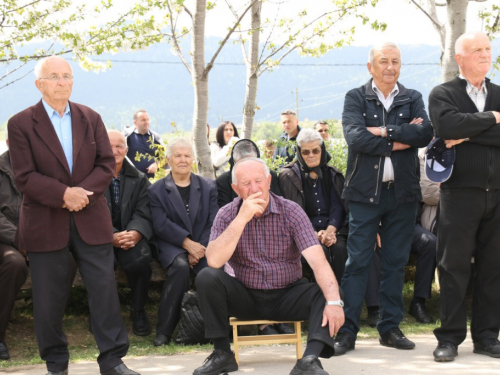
[0,341,10,360]
[409,300,433,324]
[46,370,68,375]
[153,334,171,347]
[333,331,355,356]
[379,327,415,349]
[290,355,328,375]
[275,323,295,334]
[101,363,140,375]
[366,308,381,328]
[258,325,279,335]
[473,338,500,358]
[193,350,238,375]
[433,342,458,362]
[131,310,151,336]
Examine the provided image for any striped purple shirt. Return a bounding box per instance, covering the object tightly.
[209,193,320,289]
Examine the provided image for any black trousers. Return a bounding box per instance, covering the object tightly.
[196,267,335,358]
[435,188,500,346]
[28,218,129,372]
[156,252,207,336]
[114,240,152,312]
[0,243,28,342]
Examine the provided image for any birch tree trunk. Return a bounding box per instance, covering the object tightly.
[191,0,214,178]
[442,0,468,82]
[241,0,262,139]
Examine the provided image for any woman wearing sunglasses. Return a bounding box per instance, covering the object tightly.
[278,128,348,285]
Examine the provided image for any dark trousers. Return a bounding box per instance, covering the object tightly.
[434,188,500,345]
[340,186,417,338]
[156,253,207,336]
[364,248,381,308]
[114,240,152,312]
[196,267,335,358]
[324,233,348,286]
[28,218,129,372]
[0,243,28,342]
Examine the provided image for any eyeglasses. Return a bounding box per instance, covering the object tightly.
[39,74,73,82]
[301,148,321,156]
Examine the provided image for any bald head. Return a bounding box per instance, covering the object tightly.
[108,130,128,168]
[34,56,74,113]
[34,56,73,79]
[455,32,491,84]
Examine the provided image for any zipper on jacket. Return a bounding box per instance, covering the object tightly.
[374,107,387,196]
[346,154,359,187]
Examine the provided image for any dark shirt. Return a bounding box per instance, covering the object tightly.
[176,184,191,214]
[306,176,344,232]
[210,192,319,289]
[109,171,123,231]
[127,131,160,178]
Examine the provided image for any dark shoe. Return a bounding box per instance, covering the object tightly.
[258,325,279,335]
[46,371,68,375]
[433,342,458,362]
[473,338,500,358]
[193,350,238,375]
[0,341,10,360]
[101,363,140,375]
[153,334,171,346]
[290,355,328,375]
[333,331,355,356]
[366,308,381,328]
[131,310,151,336]
[409,300,433,324]
[275,323,295,334]
[379,327,415,349]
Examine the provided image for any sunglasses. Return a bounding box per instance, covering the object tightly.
[301,148,321,156]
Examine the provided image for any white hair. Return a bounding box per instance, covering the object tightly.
[368,41,401,65]
[33,56,73,79]
[107,129,127,145]
[232,157,270,185]
[166,138,193,158]
[455,32,487,56]
[297,128,323,148]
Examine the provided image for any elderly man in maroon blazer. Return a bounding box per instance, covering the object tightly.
[7,56,138,375]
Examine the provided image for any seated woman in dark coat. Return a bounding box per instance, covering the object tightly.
[148,138,219,346]
[279,128,348,285]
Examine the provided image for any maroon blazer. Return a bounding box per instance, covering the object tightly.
[7,100,115,252]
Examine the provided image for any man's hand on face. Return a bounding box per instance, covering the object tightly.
[62,187,93,211]
[238,192,267,222]
[322,305,345,337]
[113,230,142,250]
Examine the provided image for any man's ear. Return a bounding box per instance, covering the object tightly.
[267,174,272,189]
[231,183,240,197]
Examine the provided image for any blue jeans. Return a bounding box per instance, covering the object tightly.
[340,185,417,338]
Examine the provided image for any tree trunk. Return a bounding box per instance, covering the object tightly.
[442,0,468,82]
[191,0,214,178]
[240,0,262,140]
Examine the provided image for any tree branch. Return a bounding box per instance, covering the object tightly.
[166,0,191,74]
[410,0,443,30]
[225,0,249,63]
[0,68,33,89]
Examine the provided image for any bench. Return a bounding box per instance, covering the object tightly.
[229,318,303,364]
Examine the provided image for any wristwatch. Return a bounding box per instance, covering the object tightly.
[325,300,344,307]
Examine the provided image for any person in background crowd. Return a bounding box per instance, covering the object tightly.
[148,138,218,347]
[273,109,302,165]
[193,158,344,375]
[335,41,433,355]
[0,127,28,361]
[418,148,439,235]
[314,121,331,142]
[210,121,240,178]
[124,110,164,179]
[8,56,137,375]
[429,32,500,362]
[105,130,154,337]
[279,129,348,286]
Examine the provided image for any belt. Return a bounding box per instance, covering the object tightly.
[382,180,394,189]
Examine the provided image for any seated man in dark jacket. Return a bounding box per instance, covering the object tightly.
[216,139,281,209]
[106,130,154,336]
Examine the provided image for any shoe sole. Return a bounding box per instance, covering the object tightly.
[333,346,355,356]
[473,349,500,358]
[434,355,456,362]
[192,363,238,375]
[379,340,415,350]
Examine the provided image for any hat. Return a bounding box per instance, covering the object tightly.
[425,137,455,183]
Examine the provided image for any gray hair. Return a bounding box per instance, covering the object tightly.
[233,142,258,163]
[107,129,127,145]
[297,128,323,148]
[232,157,270,185]
[34,56,73,79]
[368,41,401,65]
[455,32,487,56]
[166,138,193,158]
[280,109,297,117]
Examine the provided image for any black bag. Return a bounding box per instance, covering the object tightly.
[175,290,210,345]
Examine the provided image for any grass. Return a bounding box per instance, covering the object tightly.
[1,272,473,370]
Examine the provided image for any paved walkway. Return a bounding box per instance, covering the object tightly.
[3,335,499,374]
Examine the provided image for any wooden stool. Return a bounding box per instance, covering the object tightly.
[229,318,303,364]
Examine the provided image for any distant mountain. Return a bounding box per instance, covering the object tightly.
[1,38,499,133]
